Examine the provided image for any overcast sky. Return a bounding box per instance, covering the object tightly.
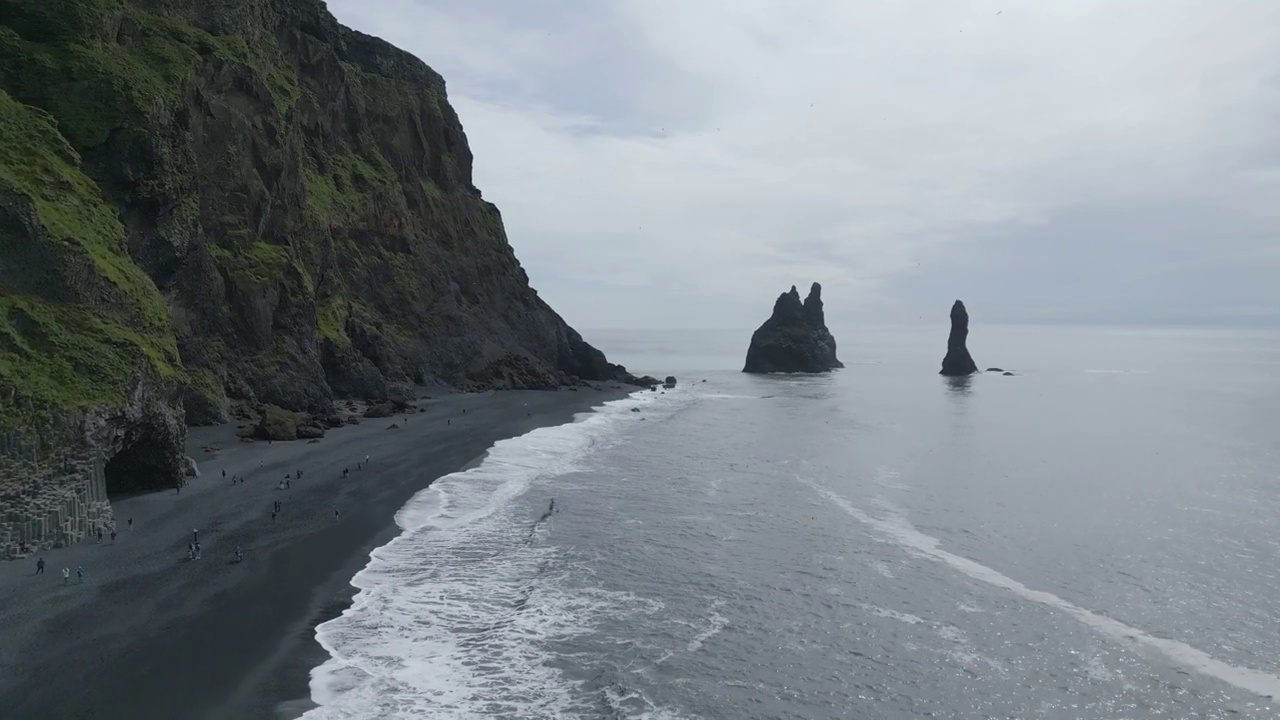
[328,1,1280,330]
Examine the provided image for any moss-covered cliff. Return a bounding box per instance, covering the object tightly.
[0,0,637,556]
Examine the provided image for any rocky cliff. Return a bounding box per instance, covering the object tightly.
[940,300,978,376]
[0,0,638,557]
[743,282,843,374]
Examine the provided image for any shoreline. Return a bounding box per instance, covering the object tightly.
[0,384,637,720]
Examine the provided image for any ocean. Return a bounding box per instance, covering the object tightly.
[297,325,1280,719]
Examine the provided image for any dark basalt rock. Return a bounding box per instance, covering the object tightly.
[743,283,843,374]
[253,405,300,441]
[663,376,677,388]
[940,300,979,376]
[297,425,325,440]
[363,403,395,419]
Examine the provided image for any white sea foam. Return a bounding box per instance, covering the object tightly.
[301,390,678,720]
[685,599,727,652]
[800,478,1280,700]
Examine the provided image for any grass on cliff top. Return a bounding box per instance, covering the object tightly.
[0,89,179,425]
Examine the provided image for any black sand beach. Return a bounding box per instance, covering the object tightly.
[0,386,633,720]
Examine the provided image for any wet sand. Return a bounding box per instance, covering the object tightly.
[0,385,634,720]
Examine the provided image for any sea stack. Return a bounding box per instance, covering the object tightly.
[743,283,844,373]
[940,300,979,376]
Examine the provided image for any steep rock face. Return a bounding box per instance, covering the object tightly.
[0,0,638,556]
[743,283,843,374]
[1,0,634,418]
[0,88,187,557]
[940,300,978,376]
[0,373,186,558]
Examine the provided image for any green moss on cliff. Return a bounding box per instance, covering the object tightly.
[304,150,407,228]
[0,2,205,149]
[0,89,178,427]
[0,91,170,331]
[206,33,300,111]
[316,296,351,347]
[210,242,289,287]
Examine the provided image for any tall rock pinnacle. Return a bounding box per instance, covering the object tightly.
[940,300,979,376]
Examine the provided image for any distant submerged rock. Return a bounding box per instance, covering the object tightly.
[940,300,979,376]
[743,283,844,374]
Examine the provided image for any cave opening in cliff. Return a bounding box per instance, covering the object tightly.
[104,432,177,499]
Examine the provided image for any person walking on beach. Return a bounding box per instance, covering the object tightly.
[110,530,117,544]
[334,508,340,521]
[365,454,370,464]
[271,511,277,522]
[222,469,226,479]
[62,567,69,585]
[194,542,202,560]
[96,529,103,544]
[188,543,195,560]
[286,479,291,489]
[128,517,133,530]
[36,557,45,575]
[76,566,84,585]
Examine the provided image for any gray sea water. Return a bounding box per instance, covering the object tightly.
[300,325,1280,719]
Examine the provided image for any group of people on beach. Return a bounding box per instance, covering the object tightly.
[33,558,83,585]
[30,445,377,585]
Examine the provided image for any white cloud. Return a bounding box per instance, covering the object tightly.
[329,0,1280,329]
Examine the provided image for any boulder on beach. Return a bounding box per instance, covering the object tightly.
[663,376,677,388]
[254,404,300,441]
[297,425,326,440]
[940,300,979,377]
[743,282,843,374]
[363,402,396,419]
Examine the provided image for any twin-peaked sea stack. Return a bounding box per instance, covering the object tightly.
[940,300,979,376]
[743,283,844,373]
